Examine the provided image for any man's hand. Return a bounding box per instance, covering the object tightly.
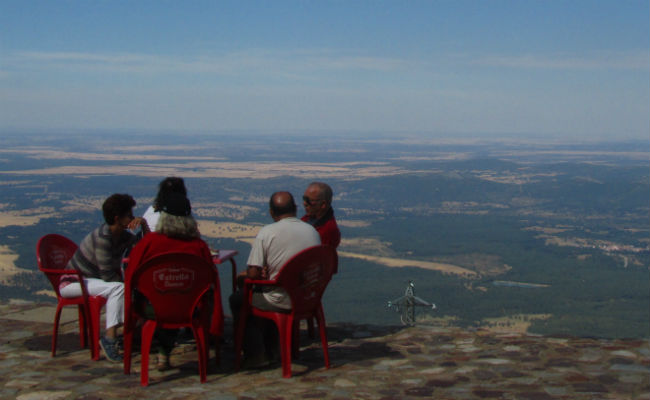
[236,265,263,289]
[128,217,150,234]
[247,265,263,280]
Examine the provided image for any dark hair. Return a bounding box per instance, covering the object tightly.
[102,193,136,225]
[269,191,297,216]
[153,177,187,211]
[159,192,192,217]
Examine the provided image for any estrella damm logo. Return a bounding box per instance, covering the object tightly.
[153,267,195,292]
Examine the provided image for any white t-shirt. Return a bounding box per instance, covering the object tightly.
[142,205,160,232]
[247,217,321,309]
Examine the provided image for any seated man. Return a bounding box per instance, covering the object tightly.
[62,193,149,362]
[126,192,214,371]
[230,191,320,367]
[301,181,341,249]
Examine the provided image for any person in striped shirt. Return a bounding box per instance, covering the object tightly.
[63,193,149,362]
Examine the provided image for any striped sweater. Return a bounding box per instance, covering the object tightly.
[67,223,137,282]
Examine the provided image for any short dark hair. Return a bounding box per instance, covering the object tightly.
[102,193,136,224]
[269,191,297,216]
[153,177,187,211]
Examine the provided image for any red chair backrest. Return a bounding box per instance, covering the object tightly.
[128,253,216,325]
[274,245,337,318]
[36,234,78,294]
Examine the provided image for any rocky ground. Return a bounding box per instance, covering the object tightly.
[0,300,648,400]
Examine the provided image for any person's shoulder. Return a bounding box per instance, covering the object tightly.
[95,223,110,238]
[141,231,164,242]
[195,236,211,249]
[254,222,276,239]
[296,218,321,239]
[325,215,339,229]
[296,217,315,226]
[285,217,314,229]
[142,206,156,219]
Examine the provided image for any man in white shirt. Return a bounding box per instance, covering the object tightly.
[231,191,320,366]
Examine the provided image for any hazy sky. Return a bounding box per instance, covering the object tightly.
[1,1,648,139]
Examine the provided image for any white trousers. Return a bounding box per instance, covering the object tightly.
[60,278,124,330]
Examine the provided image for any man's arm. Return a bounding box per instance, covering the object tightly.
[235,264,264,288]
[129,217,150,235]
[246,265,264,279]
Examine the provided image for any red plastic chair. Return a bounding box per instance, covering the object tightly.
[36,234,107,360]
[304,251,338,339]
[234,245,337,378]
[123,252,221,386]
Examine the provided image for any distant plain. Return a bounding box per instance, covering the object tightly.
[0,132,647,338]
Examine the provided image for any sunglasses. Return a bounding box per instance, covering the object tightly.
[302,195,322,206]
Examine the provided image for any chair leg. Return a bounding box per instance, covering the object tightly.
[77,305,88,349]
[277,316,293,378]
[51,304,64,357]
[140,321,157,387]
[316,308,330,369]
[233,309,249,372]
[89,303,102,361]
[193,326,207,383]
[291,319,300,359]
[123,329,133,375]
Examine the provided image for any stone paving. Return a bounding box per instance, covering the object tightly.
[0,300,648,399]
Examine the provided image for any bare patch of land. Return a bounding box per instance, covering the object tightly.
[401,201,510,216]
[524,226,569,234]
[341,238,394,257]
[198,220,261,244]
[0,146,437,180]
[539,235,647,254]
[34,289,56,298]
[473,171,560,185]
[479,314,552,334]
[0,148,218,161]
[0,159,426,180]
[194,202,259,221]
[437,253,512,277]
[0,245,28,284]
[338,251,477,278]
[0,207,57,228]
[416,315,461,327]
[61,197,106,213]
[338,220,371,228]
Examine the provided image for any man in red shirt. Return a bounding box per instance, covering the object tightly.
[301,182,341,249]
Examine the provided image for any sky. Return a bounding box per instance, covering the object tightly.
[1,1,648,139]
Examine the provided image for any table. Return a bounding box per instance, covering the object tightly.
[212,250,239,293]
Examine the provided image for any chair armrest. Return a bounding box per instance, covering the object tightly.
[243,278,277,286]
[39,268,82,276]
[241,278,278,303]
